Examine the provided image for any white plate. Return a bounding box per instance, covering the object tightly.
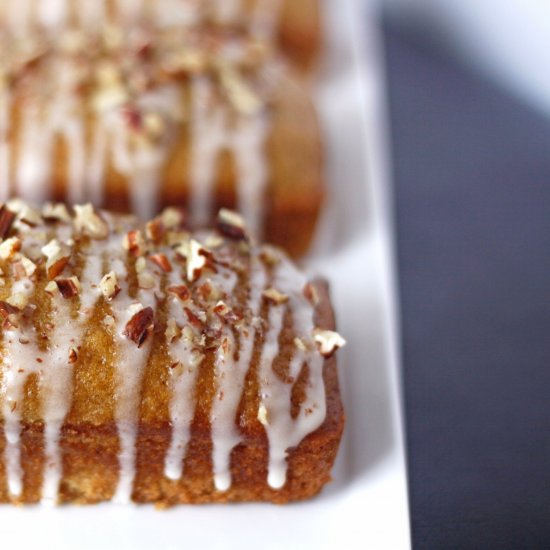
[0,1,411,548]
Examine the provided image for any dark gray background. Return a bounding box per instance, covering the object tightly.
[383,20,550,549]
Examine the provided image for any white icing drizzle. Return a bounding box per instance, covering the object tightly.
[1,278,40,498]
[210,257,266,491]
[105,236,158,504]
[190,76,269,236]
[163,275,203,481]
[165,257,241,484]
[257,258,326,489]
[40,226,104,504]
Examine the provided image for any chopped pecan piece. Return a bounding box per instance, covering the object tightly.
[123,229,146,257]
[0,205,16,239]
[73,204,108,239]
[100,271,121,301]
[257,403,269,426]
[145,217,166,244]
[0,300,20,328]
[313,329,347,358]
[124,306,155,347]
[184,307,205,330]
[7,200,42,228]
[216,208,248,241]
[41,239,71,279]
[0,237,21,260]
[137,270,155,290]
[167,285,191,301]
[160,207,186,230]
[42,203,71,223]
[262,288,289,305]
[56,276,81,299]
[68,348,78,364]
[303,283,320,306]
[186,239,207,282]
[165,318,182,344]
[213,301,242,323]
[149,254,172,273]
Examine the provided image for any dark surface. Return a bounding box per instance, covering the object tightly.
[383,21,550,550]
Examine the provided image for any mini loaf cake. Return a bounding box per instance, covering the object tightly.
[0,20,324,257]
[0,0,321,71]
[0,201,345,505]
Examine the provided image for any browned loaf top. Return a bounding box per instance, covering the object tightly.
[0,201,345,505]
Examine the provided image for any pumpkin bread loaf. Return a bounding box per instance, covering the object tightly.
[0,202,344,505]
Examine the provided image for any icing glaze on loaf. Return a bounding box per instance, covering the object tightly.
[0,7,282,236]
[0,0,282,38]
[0,202,345,503]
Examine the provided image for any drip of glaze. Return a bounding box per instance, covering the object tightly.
[163,269,204,481]
[210,257,266,491]
[1,278,41,499]
[40,226,104,504]
[257,257,326,489]
[164,257,240,484]
[107,242,158,504]
[16,58,86,206]
[189,77,269,238]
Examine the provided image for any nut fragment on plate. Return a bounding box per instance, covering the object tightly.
[313,329,347,358]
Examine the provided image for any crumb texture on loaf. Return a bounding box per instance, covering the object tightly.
[0,202,345,505]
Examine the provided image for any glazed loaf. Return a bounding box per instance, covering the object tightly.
[0,202,345,505]
[0,23,324,257]
[0,0,321,71]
